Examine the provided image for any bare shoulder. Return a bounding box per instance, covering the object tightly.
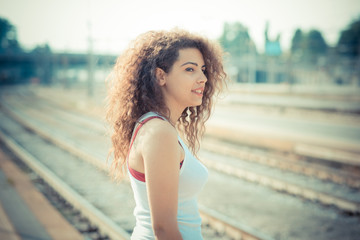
[136,118,180,163]
[140,118,178,146]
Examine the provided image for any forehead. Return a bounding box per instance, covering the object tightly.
[176,48,205,66]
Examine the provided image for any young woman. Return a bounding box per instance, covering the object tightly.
[106,29,226,240]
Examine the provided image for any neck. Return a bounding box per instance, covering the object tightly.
[168,107,184,126]
[163,98,185,126]
[161,90,186,126]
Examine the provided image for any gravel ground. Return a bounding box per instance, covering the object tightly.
[199,169,360,240]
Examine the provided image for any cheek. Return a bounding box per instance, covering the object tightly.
[175,76,193,91]
[166,73,195,96]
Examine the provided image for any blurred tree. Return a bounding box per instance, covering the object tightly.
[219,22,256,57]
[291,29,304,57]
[337,17,360,57]
[31,44,52,55]
[307,30,328,55]
[0,17,22,53]
[290,28,328,62]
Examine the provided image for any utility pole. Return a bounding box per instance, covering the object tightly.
[87,21,95,97]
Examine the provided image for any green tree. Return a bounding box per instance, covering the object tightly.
[337,17,360,57]
[0,17,21,53]
[307,30,328,55]
[219,22,256,57]
[31,43,52,55]
[291,29,304,55]
[290,28,328,62]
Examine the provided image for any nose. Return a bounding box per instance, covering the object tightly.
[198,71,207,84]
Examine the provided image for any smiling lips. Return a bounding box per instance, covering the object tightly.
[191,88,204,96]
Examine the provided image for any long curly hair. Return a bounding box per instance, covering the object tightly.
[106,29,226,180]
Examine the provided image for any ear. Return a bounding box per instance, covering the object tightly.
[155,67,166,86]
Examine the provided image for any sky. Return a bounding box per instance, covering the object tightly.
[0,0,359,54]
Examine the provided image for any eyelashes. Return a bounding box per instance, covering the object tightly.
[185,67,206,73]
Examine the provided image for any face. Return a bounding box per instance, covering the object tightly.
[158,48,207,113]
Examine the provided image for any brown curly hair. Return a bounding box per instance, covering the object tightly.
[106,29,226,180]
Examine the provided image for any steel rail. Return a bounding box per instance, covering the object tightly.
[11,91,360,189]
[203,158,360,213]
[0,103,274,240]
[3,102,360,213]
[202,138,360,188]
[0,130,131,240]
[199,205,275,240]
[9,90,360,188]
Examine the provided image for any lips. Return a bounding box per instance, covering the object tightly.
[191,87,204,95]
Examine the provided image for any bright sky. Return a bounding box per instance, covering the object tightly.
[1,0,359,54]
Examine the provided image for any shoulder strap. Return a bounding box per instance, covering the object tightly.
[127,116,164,158]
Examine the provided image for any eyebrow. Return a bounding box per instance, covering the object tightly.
[181,62,206,68]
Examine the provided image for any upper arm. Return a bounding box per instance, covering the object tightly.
[141,121,181,229]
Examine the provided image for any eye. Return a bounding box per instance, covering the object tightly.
[202,68,206,73]
[185,67,194,72]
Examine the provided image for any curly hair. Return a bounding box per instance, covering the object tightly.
[106,29,226,180]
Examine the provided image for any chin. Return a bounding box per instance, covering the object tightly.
[190,101,203,107]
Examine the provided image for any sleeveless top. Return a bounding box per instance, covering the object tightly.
[127,112,209,240]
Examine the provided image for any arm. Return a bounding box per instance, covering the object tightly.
[141,120,183,240]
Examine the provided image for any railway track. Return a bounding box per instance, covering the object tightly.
[3,88,360,213]
[29,86,360,187]
[1,86,360,239]
[31,93,360,191]
[202,137,360,188]
[0,90,274,239]
[0,131,130,240]
[0,111,259,240]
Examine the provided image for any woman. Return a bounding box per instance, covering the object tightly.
[106,29,226,239]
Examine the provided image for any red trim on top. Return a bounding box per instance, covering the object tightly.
[127,115,184,182]
[128,116,162,158]
[128,166,146,182]
[127,116,163,182]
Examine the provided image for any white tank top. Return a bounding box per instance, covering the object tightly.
[127,112,208,240]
